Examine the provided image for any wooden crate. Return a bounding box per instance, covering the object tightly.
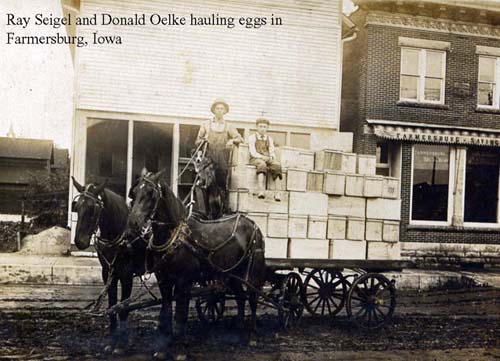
[328,196,366,218]
[363,176,383,198]
[267,170,287,190]
[330,239,367,260]
[288,214,308,238]
[229,189,288,214]
[345,174,364,197]
[315,150,356,173]
[268,214,288,238]
[230,165,259,190]
[323,171,345,195]
[327,215,346,239]
[265,237,289,258]
[382,177,399,199]
[365,219,383,241]
[366,198,401,220]
[289,191,328,216]
[308,216,327,239]
[248,212,268,236]
[382,220,400,243]
[277,146,315,170]
[289,238,329,259]
[356,154,376,175]
[367,241,401,260]
[346,217,365,241]
[307,171,324,192]
[286,168,308,192]
[230,144,250,167]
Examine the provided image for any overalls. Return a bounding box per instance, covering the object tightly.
[206,121,231,213]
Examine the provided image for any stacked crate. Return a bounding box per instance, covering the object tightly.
[228,145,402,260]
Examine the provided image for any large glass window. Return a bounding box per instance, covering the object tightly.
[478,56,498,108]
[400,48,446,103]
[411,144,451,222]
[132,121,173,186]
[86,119,128,197]
[464,148,500,223]
[376,142,390,176]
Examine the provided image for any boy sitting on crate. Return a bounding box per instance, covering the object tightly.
[248,118,283,201]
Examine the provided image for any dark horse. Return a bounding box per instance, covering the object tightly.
[71,177,146,355]
[127,169,266,361]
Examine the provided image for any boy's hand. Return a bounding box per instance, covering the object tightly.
[262,156,271,162]
[226,139,234,148]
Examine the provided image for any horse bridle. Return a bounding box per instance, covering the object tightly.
[73,188,104,241]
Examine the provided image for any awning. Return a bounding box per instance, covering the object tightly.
[367,119,500,147]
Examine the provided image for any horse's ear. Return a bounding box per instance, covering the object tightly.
[153,168,167,182]
[94,179,108,195]
[141,167,149,177]
[71,176,84,193]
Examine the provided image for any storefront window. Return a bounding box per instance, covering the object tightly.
[376,142,390,176]
[464,148,500,223]
[411,144,450,222]
[86,119,128,197]
[132,121,173,186]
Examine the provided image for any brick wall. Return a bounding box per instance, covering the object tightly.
[342,10,500,248]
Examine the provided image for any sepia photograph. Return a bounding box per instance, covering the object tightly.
[0,0,499,360]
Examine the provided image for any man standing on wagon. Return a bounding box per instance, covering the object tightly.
[248,117,283,201]
[195,98,244,213]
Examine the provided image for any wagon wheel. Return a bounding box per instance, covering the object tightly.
[278,272,304,330]
[303,269,347,317]
[195,279,226,325]
[346,273,396,329]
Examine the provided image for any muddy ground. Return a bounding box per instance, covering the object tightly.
[0,283,499,361]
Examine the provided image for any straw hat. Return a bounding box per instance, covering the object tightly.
[210,98,229,114]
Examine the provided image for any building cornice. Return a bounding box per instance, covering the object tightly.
[366,11,500,40]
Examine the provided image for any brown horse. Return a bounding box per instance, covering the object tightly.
[126,169,266,361]
[71,177,146,355]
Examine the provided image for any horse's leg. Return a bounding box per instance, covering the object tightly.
[227,279,246,329]
[248,291,259,346]
[172,280,191,361]
[113,275,133,355]
[153,279,173,361]
[103,269,119,353]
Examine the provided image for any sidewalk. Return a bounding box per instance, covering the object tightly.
[1,253,500,288]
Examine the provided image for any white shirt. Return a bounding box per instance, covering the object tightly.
[248,133,276,159]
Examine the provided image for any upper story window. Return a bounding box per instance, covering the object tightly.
[400,47,446,104]
[478,56,499,108]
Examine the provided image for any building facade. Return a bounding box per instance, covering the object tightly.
[70,0,349,227]
[342,0,500,267]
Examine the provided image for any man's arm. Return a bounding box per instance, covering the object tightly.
[227,124,244,144]
[195,122,208,146]
[269,136,276,160]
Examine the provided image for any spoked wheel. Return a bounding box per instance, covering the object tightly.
[346,273,396,329]
[278,272,304,330]
[303,269,347,316]
[195,279,226,325]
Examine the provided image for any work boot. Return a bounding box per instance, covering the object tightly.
[274,192,282,202]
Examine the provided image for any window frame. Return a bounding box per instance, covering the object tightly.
[477,55,500,109]
[409,143,455,226]
[462,147,500,228]
[400,47,446,105]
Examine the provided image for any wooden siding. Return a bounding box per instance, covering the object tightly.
[76,0,342,129]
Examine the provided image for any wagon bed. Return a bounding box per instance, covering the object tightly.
[265,258,416,272]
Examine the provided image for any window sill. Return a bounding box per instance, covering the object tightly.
[475,106,500,114]
[397,101,450,110]
[407,224,500,233]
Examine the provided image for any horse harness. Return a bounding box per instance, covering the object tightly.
[141,176,261,279]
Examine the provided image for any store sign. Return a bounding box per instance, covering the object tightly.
[374,125,500,147]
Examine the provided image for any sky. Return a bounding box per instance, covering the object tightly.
[0,0,74,148]
[0,1,355,150]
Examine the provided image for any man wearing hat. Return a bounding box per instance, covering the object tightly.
[248,118,283,200]
[196,99,243,214]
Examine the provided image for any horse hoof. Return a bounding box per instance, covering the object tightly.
[113,347,126,356]
[153,351,168,360]
[103,345,114,354]
[173,354,187,361]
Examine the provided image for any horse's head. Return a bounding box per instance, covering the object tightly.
[71,177,107,250]
[194,151,216,189]
[127,168,168,234]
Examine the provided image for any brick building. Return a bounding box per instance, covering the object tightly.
[342,0,500,267]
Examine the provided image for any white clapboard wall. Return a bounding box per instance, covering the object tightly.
[76,0,342,129]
